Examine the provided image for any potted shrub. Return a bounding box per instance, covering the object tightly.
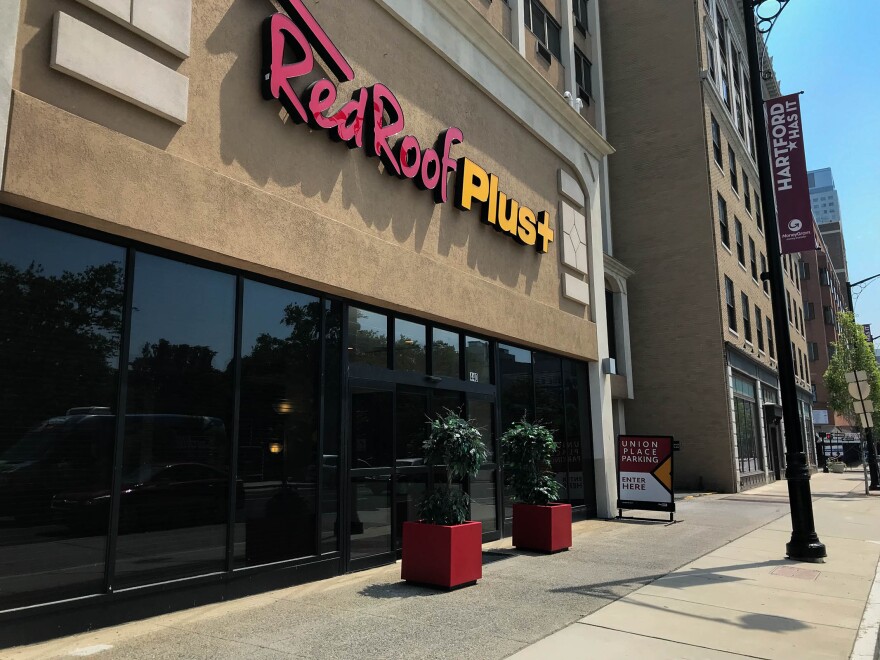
[401,411,488,589]
[502,419,572,553]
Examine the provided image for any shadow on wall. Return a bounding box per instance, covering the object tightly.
[206,0,545,295]
[19,0,182,150]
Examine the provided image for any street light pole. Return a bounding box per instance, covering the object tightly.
[742,1,826,561]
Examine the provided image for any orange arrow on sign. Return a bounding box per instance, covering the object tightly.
[653,456,673,491]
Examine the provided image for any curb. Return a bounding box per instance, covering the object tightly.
[851,548,880,660]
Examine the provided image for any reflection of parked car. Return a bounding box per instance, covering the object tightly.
[52,463,240,533]
[0,414,114,523]
[0,413,228,525]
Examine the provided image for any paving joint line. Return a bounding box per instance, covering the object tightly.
[574,622,771,659]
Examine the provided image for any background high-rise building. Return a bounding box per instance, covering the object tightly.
[808,167,850,285]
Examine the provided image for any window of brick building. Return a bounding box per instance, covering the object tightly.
[726,277,737,332]
[718,194,730,247]
[756,306,764,351]
[735,219,744,265]
[742,293,752,342]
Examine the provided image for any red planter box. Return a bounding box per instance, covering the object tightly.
[401,520,482,589]
[512,503,572,553]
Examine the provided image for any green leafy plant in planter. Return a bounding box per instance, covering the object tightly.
[501,418,561,505]
[402,411,488,588]
[501,418,571,553]
[417,411,488,525]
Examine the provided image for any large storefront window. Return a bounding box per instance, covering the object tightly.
[0,217,125,609]
[499,344,595,522]
[235,281,321,566]
[0,213,597,612]
[115,254,235,587]
[733,374,762,474]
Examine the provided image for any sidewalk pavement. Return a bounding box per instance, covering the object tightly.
[5,472,878,659]
[511,472,880,660]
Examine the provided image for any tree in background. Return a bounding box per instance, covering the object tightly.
[824,312,880,429]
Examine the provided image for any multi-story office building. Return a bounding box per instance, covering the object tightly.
[0,0,631,641]
[600,0,815,493]
[800,221,851,436]
[809,167,850,284]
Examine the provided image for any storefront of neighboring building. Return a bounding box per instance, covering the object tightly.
[0,0,621,639]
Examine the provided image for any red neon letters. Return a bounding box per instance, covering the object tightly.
[260,1,553,252]
[262,2,462,204]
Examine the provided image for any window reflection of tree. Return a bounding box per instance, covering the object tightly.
[239,300,321,484]
[349,309,387,366]
[237,298,322,563]
[393,335,426,372]
[432,338,458,377]
[0,260,123,452]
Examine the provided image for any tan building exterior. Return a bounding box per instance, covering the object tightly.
[600,0,815,493]
[0,0,636,639]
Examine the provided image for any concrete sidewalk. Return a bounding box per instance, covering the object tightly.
[511,473,880,660]
[4,472,877,659]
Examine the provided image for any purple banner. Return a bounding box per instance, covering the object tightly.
[765,94,816,254]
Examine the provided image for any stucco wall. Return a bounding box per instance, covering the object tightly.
[3,0,598,361]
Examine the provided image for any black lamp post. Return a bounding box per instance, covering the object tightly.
[742,0,826,561]
[845,275,880,490]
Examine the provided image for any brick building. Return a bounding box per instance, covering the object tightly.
[800,221,851,437]
[600,0,816,492]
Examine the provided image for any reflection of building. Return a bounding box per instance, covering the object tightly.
[600,0,815,493]
[0,0,633,642]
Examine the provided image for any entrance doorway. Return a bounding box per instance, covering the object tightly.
[763,404,783,481]
[345,379,499,571]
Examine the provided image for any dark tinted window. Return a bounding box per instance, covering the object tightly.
[321,300,343,553]
[348,308,387,367]
[534,353,566,498]
[115,253,235,587]
[432,328,460,379]
[235,281,321,566]
[465,336,491,384]
[468,398,495,462]
[0,217,124,609]
[562,359,593,508]
[498,344,533,431]
[393,319,426,373]
[397,388,429,467]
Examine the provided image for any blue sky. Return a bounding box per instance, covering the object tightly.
[769,2,880,344]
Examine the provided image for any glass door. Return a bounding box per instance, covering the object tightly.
[348,382,394,570]
[347,380,495,569]
[394,387,430,554]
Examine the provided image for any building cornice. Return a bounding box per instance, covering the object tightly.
[603,253,635,281]
[376,0,614,159]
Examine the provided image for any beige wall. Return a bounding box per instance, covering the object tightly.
[523,29,566,94]
[466,0,512,43]
[2,0,597,361]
